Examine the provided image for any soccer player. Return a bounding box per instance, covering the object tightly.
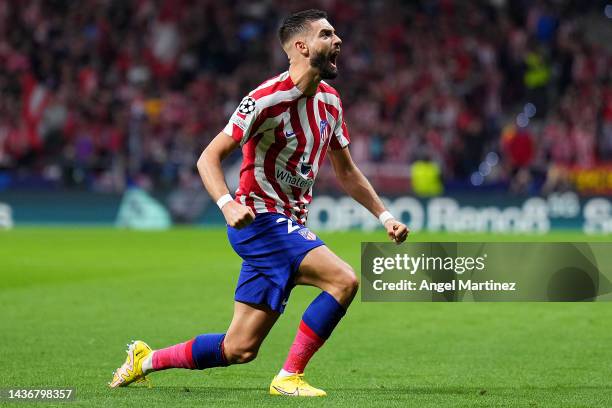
[110,9,409,397]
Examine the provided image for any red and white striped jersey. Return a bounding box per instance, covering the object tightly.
[223,71,350,225]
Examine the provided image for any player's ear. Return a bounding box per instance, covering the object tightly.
[294,39,309,57]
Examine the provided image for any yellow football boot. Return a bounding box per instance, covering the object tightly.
[269,373,327,397]
[109,340,152,388]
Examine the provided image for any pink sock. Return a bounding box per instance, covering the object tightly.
[152,339,196,371]
[282,321,325,374]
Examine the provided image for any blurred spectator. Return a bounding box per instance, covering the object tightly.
[502,124,535,169]
[411,154,443,197]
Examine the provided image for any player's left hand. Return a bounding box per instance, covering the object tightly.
[384,219,409,244]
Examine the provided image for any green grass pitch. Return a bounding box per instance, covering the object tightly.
[1,228,612,407]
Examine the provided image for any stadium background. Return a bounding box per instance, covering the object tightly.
[0,0,610,231]
[1,1,612,407]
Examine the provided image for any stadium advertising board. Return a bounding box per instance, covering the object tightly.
[0,203,13,229]
[1,191,610,233]
[308,192,612,234]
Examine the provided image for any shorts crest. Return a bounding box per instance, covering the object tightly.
[298,228,317,241]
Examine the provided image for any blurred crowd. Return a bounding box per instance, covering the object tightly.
[0,0,610,194]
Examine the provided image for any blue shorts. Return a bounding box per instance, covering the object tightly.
[227,212,325,313]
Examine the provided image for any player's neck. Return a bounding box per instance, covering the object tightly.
[288,64,320,97]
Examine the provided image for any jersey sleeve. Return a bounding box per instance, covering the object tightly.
[223,95,261,146]
[329,99,350,150]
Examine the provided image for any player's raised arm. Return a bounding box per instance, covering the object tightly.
[328,146,409,243]
[197,132,255,229]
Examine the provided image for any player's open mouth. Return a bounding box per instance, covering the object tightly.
[329,51,339,68]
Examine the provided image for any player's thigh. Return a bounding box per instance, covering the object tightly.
[224,301,279,352]
[294,245,358,298]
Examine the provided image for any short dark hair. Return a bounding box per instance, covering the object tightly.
[278,9,327,45]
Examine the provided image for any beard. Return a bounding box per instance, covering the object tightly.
[310,50,338,80]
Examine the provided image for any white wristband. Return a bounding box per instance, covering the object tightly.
[378,210,395,226]
[216,194,234,209]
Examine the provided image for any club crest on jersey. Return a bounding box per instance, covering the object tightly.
[238,96,256,115]
[319,119,329,142]
[298,228,317,241]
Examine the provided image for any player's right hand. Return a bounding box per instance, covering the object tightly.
[222,201,255,229]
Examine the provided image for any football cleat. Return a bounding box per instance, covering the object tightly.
[269,373,327,397]
[109,340,152,388]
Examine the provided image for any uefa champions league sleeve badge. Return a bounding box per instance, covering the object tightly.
[238,96,256,115]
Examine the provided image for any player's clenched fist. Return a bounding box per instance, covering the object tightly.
[222,201,256,229]
[384,219,409,244]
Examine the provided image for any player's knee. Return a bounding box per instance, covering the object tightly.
[343,269,360,297]
[232,349,258,364]
[334,265,359,299]
[223,342,259,364]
